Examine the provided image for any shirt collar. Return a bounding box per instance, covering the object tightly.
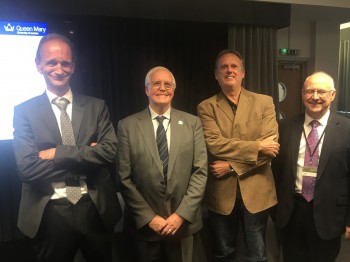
[304,110,330,127]
[46,88,73,104]
[223,94,237,112]
[149,106,171,120]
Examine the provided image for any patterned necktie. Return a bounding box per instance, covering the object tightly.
[52,97,75,146]
[53,97,81,204]
[156,116,169,185]
[302,120,320,202]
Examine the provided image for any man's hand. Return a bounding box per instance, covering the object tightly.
[210,160,231,178]
[259,135,280,157]
[90,142,97,147]
[345,226,350,240]
[149,215,168,235]
[162,213,184,236]
[38,148,56,160]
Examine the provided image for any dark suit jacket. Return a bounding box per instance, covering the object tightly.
[117,107,208,241]
[13,92,122,238]
[272,113,350,239]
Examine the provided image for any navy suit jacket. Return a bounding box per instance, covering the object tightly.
[272,113,350,239]
[13,92,122,238]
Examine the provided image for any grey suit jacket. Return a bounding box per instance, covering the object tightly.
[13,92,122,238]
[272,113,350,239]
[117,107,207,241]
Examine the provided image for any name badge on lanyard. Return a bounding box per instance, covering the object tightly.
[302,166,317,179]
[302,124,325,180]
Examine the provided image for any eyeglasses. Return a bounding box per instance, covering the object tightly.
[302,89,334,98]
[149,81,175,90]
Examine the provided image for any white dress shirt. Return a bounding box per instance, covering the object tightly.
[46,89,87,199]
[295,110,330,193]
[149,106,171,150]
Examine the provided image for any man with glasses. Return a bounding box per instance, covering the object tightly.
[272,71,350,262]
[117,66,208,261]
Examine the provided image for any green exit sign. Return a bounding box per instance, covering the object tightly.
[279,48,300,56]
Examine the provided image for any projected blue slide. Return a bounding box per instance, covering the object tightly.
[0,21,48,140]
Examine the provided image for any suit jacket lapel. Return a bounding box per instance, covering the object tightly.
[71,94,84,143]
[317,113,339,180]
[167,109,182,178]
[216,88,252,136]
[38,93,62,143]
[137,108,163,174]
[233,88,251,127]
[216,92,234,124]
[291,115,304,178]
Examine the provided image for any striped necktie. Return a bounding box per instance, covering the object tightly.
[156,116,169,185]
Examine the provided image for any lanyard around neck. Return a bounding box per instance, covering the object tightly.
[302,124,325,160]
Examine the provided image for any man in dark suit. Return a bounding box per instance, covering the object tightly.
[12,33,122,261]
[117,66,208,262]
[272,71,350,262]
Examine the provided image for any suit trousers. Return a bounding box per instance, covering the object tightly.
[133,232,206,262]
[31,194,114,262]
[281,194,341,262]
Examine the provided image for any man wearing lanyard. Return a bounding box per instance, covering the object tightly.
[272,71,350,262]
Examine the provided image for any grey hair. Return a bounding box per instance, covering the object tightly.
[144,66,176,88]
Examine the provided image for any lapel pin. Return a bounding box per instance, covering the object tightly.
[178,120,183,125]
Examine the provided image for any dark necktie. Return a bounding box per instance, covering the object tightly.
[302,120,320,202]
[156,116,169,185]
[53,97,81,204]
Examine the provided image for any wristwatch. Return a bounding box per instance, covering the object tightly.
[229,165,234,173]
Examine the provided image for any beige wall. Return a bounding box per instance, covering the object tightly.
[276,4,349,109]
